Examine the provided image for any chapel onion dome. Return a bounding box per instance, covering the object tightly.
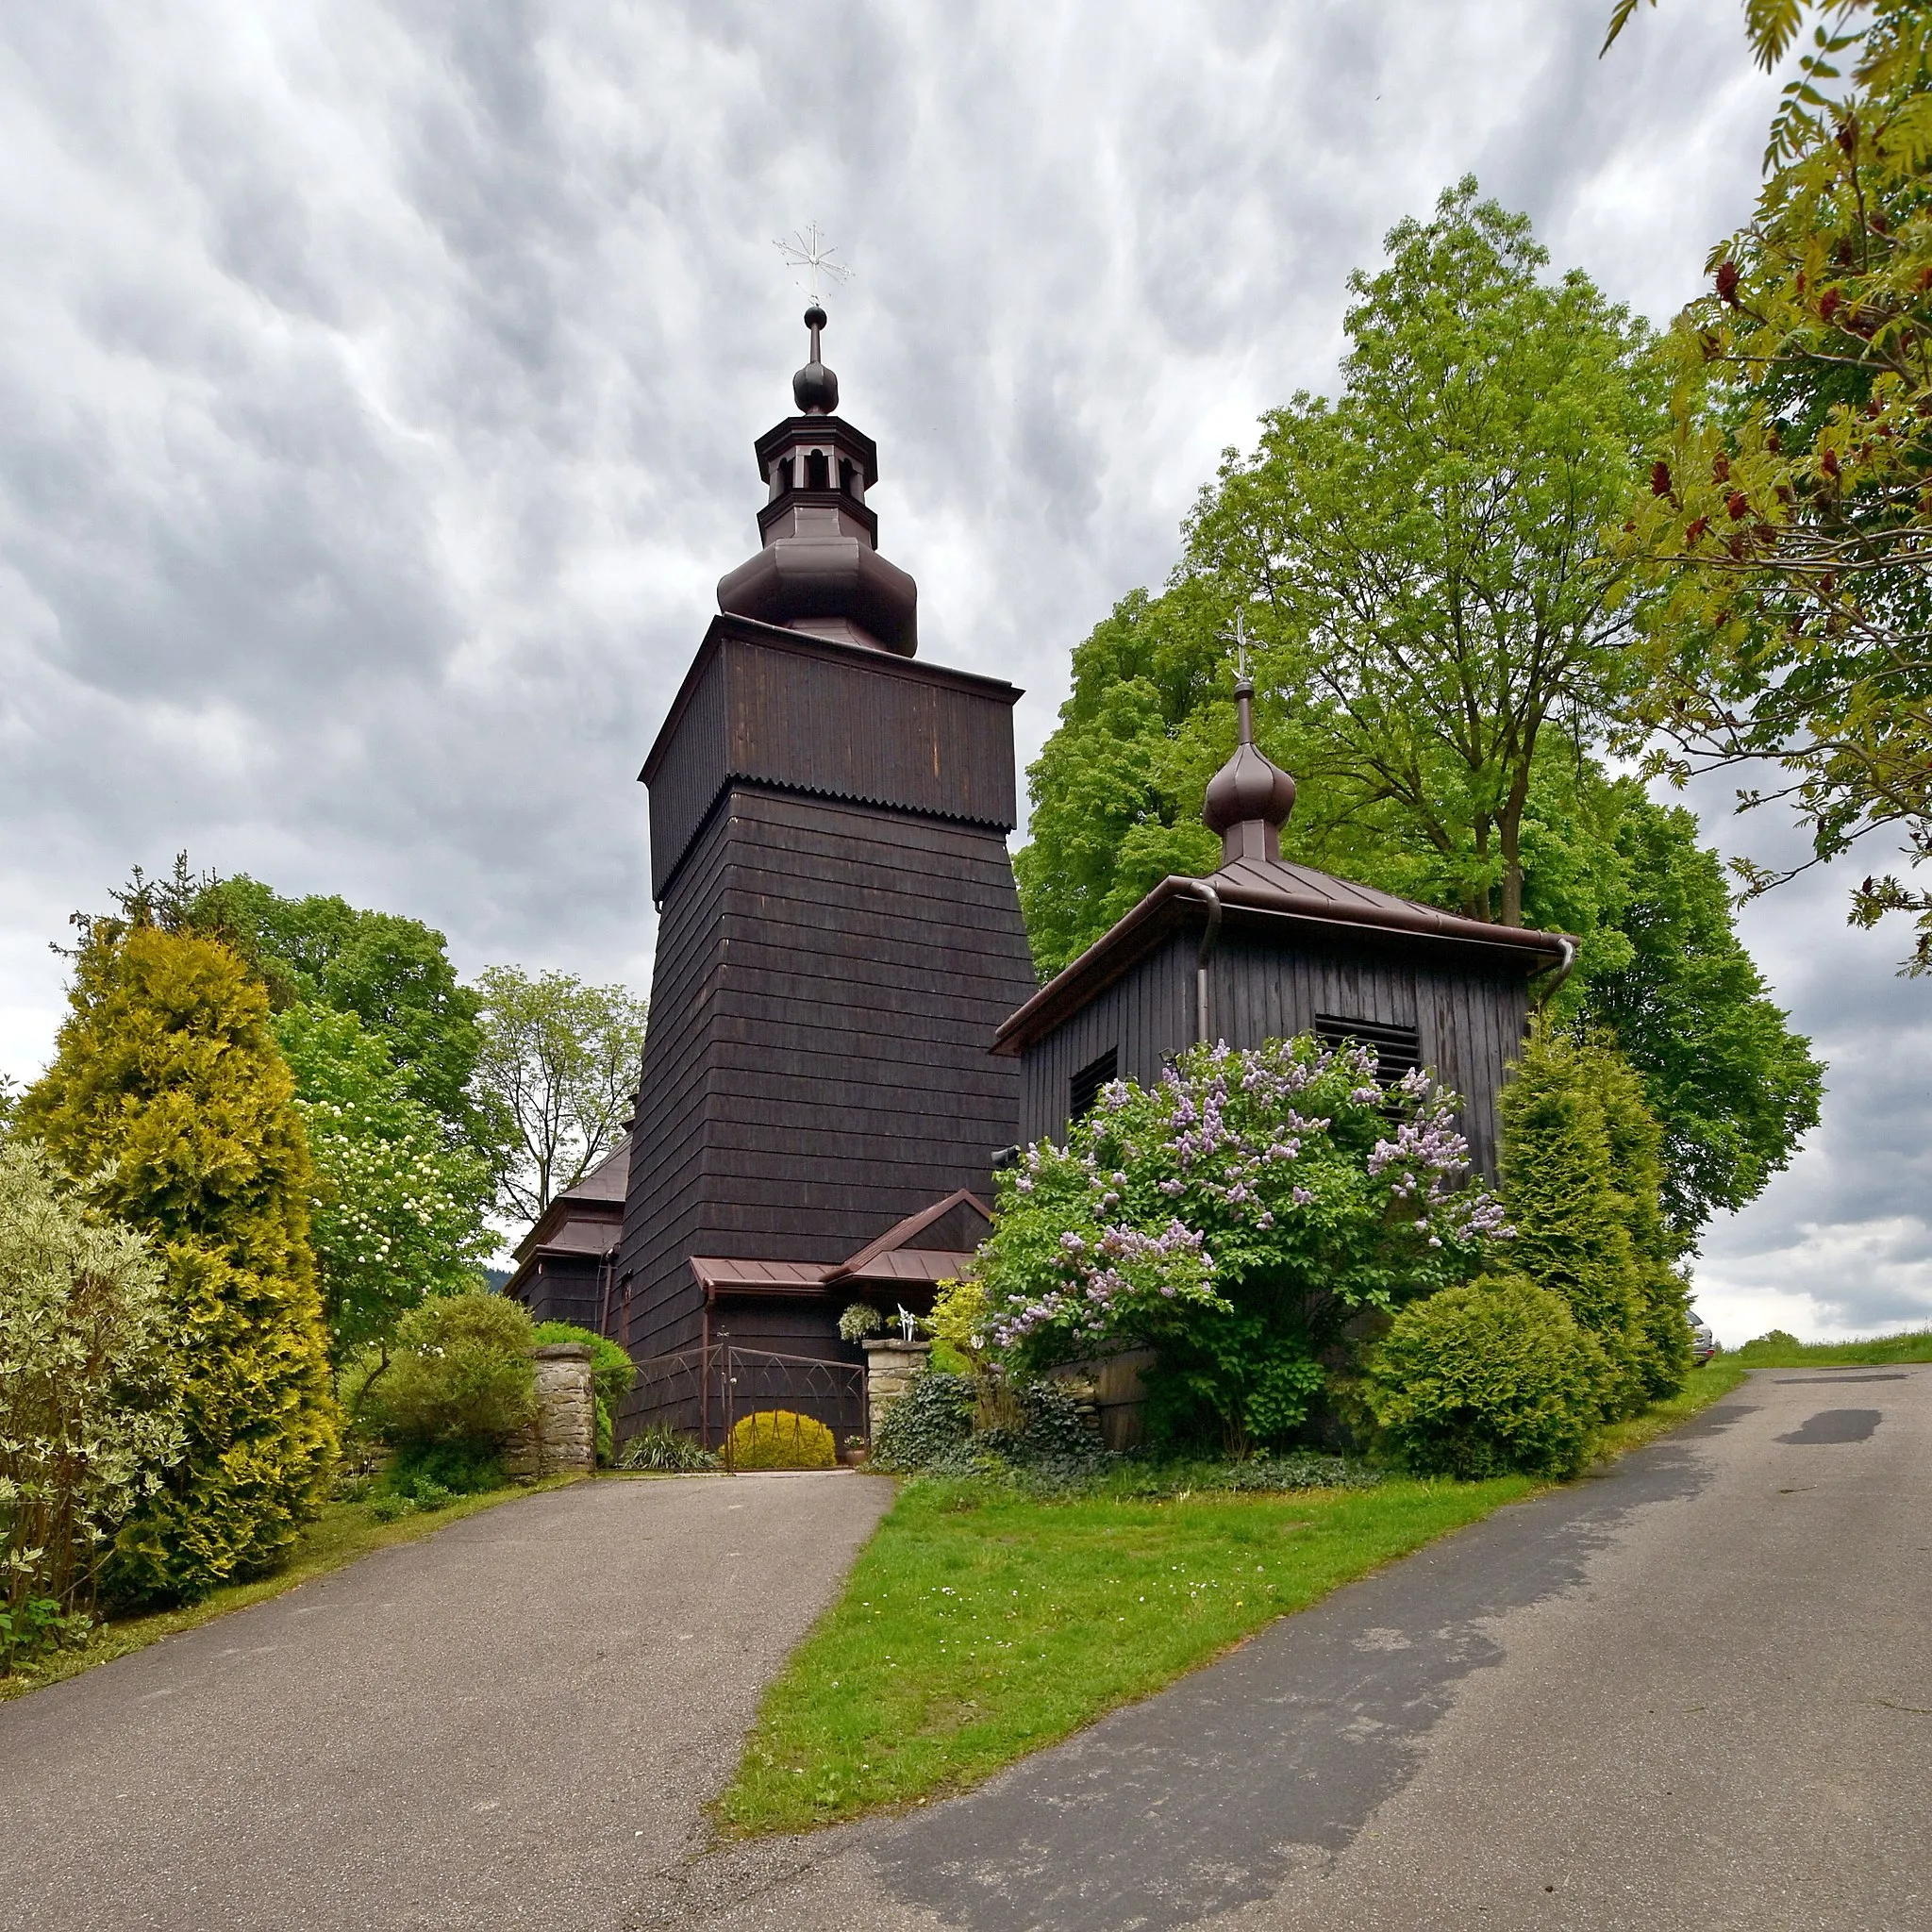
[1203,674,1296,862]
[715,303,919,657]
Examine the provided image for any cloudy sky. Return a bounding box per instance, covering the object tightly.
[3,0,1925,1342]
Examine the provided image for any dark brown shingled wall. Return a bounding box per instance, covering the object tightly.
[617,623,1037,1432]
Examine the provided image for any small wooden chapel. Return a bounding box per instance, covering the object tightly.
[517,305,1572,1442]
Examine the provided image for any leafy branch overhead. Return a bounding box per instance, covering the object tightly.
[1608,2,1932,969]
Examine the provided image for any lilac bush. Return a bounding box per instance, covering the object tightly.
[975,1038,1507,1453]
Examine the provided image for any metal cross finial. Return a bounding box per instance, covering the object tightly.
[1232,609,1250,680]
[774,223,853,307]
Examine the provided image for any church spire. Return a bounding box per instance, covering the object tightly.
[714,302,919,657]
[1202,671,1296,862]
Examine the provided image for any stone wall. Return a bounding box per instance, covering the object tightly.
[861,1337,931,1441]
[503,1342,597,1478]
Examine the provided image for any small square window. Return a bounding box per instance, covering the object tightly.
[1069,1047,1119,1122]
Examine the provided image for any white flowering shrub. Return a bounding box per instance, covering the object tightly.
[975,1038,1506,1454]
[275,1005,495,1357]
[0,1143,184,1648]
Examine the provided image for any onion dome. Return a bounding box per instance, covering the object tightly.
[1203,675,1295,861]
[715,304,918,657]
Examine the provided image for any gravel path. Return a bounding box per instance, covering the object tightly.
[0,1471,891,1931]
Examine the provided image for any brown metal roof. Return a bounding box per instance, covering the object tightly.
[827,1189,991,1280]
[992,858,1573,1058]
[689,1257,832,1298]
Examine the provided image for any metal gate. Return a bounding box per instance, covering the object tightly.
[617,1337,868,1454]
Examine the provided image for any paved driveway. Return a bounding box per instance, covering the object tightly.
[657,1367,1931,1932]
[0,1472,891,1931]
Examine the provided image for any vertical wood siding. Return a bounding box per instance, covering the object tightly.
[647,625,1021,899]
[1020,912,1532,1177]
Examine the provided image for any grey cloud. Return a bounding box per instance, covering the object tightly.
[9,0,1924,1341]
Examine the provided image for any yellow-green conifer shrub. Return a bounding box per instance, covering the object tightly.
[20,922,338,1603]
[725,1409,837,1470]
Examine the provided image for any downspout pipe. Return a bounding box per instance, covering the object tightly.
[1184,880,1224,1045]
[1535,934,1579,1005]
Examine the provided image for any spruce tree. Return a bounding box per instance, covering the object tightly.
[21,921,338,1602]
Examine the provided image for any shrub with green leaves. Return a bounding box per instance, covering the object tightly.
[1501,1026,1691,1417]
[530,1320,636,1464]
[366,1292,537,1450]
[871,1372,976,1474]
[20,921,339,1605]
[0,1142,185,1645]
[1362,1273,1608,1480]
[977,1038,1503,1454]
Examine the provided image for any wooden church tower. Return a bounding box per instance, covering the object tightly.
[612,305,1038,1424]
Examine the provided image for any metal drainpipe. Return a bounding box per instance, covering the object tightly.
[1184,880,1224,1045]
[1536,934,1579,1004]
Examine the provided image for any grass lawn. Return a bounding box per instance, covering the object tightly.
[0,1474,584,1705]
[717,1357,1748,1837]
[1730,1328,1932,1368]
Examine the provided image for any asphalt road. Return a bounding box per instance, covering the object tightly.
[0,1471,891,1931]
[652,1367,1931,1932]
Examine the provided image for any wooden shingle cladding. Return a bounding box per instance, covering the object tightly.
[503,1133,629,1331]
[642,614,1022,901]
[616,624,1036,1430]
[998,871,1569,1181]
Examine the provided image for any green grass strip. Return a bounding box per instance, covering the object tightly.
[1731,1328,1932,1367]
[2,1475,584,1703]
[717,1359,1750,1836]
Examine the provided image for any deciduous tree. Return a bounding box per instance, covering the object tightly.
[472,967,649,1226]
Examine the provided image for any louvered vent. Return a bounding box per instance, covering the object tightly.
[1314,1016,1422,1086]
[1069,1047,1119,1123]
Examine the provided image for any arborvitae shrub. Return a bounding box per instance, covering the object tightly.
[20,923,338,1604]
[1499,1027,1694,1418]
[726,1408,837,1470]
[1363,1273,1609,1479]
[369,1292,538,1449]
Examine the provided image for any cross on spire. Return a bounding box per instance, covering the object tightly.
[774,223,853,308]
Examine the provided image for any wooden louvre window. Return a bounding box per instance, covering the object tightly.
[1314,1015,1422,1087]
[1069,1047,1119,1123]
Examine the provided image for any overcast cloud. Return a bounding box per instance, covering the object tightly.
[2,0,1924,1343]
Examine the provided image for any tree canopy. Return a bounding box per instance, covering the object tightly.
[1182,180,1663,927]
[472,966,650,1226]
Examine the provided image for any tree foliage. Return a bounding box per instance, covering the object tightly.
[0,1143,184,1629]
[976,1039,1504,1454]
[274,1005,495,1360]
[1609,4,1932,968]
[19,923,338,1604]
[473,966,649,1226]
[1181,180,1662,926]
